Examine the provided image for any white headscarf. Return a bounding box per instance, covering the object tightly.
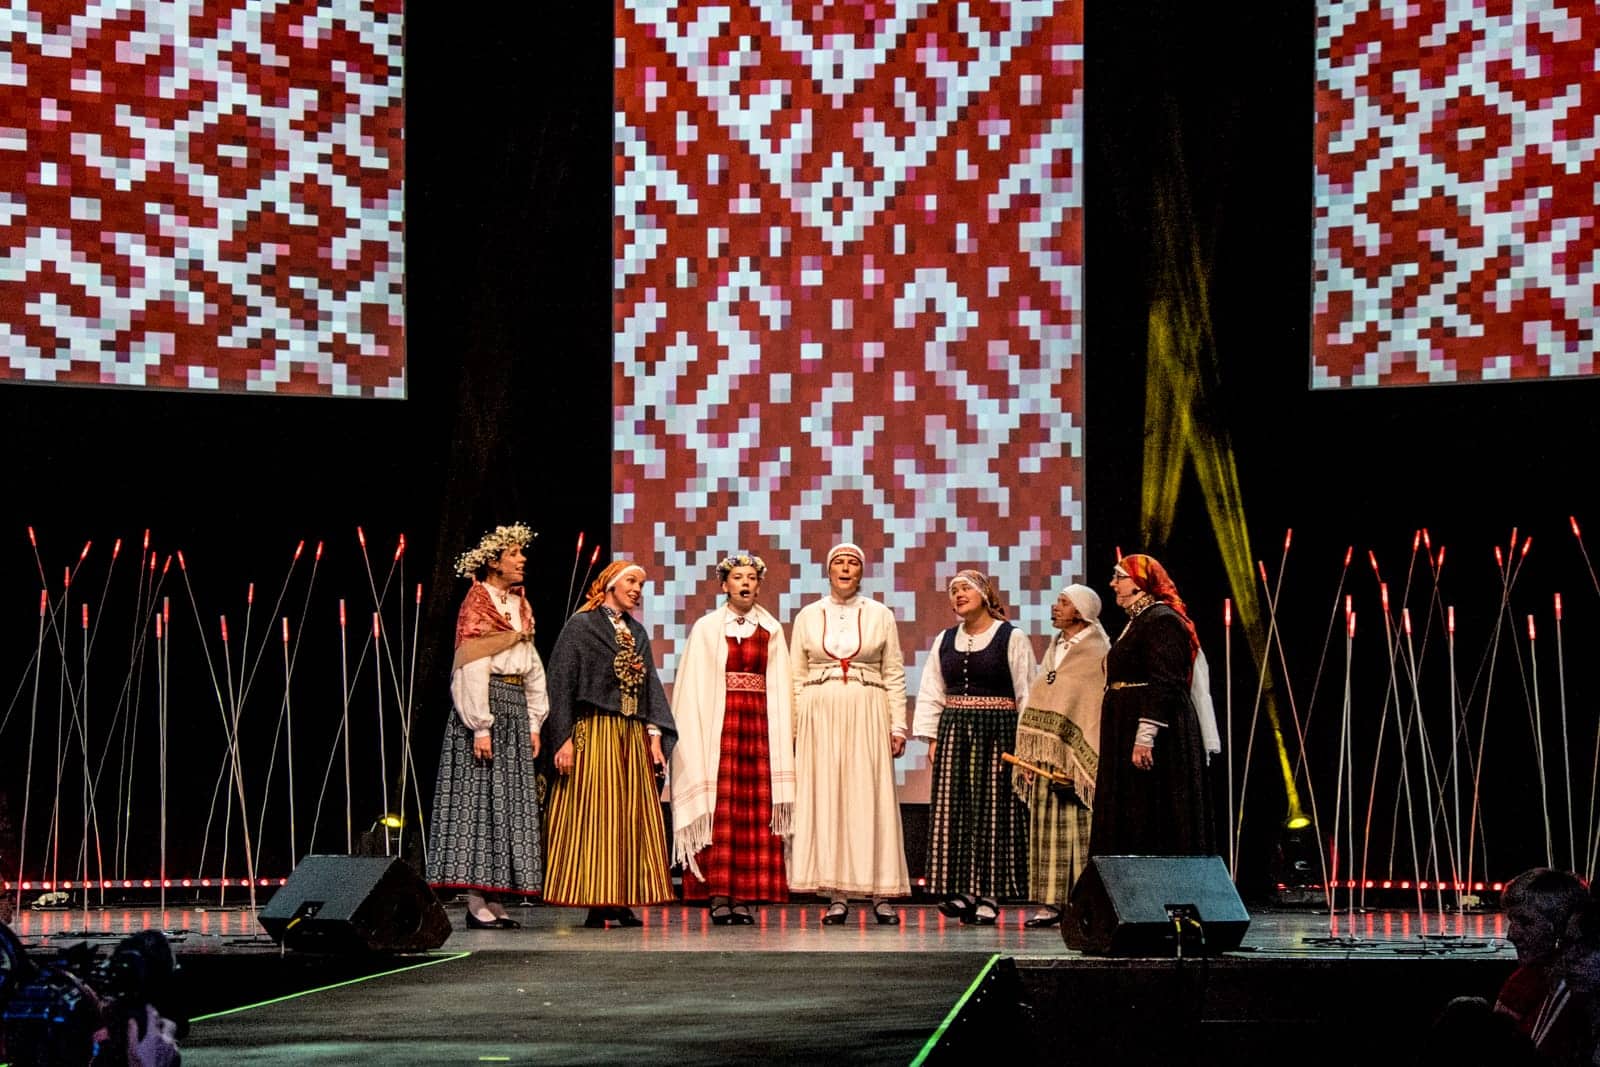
[1062,583,1110,646]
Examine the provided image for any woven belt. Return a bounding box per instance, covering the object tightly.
[726,671,765,692]
[803,676,885,690]
[946,695,1017,710]
[491,674,525,686]
[1108,681,1148,690]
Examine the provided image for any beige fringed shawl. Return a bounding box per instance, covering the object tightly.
[1013,625,1109,808]
[668,603,796,876]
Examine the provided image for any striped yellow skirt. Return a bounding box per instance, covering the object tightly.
[544,711,672,907]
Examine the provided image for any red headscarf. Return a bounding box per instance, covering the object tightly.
[1120,554,1199,660]
[580,559,645,613]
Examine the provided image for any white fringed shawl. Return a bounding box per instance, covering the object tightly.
[668,603,796,876]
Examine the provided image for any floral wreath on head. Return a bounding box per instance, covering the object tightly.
[716,552,767,580]
[453,523,534,578]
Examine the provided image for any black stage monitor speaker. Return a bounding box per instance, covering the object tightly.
[259,855,451,953]
[1063,855,1250,956]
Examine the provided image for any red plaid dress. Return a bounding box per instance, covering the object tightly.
[684,627,789,901]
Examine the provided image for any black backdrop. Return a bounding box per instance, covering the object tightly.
[3,0,1599,899]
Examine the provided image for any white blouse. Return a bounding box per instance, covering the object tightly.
[912,618,1037,740]
[449,590,550,738]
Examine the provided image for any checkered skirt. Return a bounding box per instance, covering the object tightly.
[925,702,1029,899]
[426,678,543,895]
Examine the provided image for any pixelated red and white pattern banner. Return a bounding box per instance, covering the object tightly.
[1313,1,1600,388]
[614,0,1084,692]
[0,1,404,396]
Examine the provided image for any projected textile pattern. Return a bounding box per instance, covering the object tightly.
[1313,1,1600,388]
[0,1,404,396]
[613,0,1085,721]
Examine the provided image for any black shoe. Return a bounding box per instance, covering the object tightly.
[582,908,610,929]
[965,899,999,926]
[730,904,756,925]
[1024,908,1062,929]
[937,895,974,920]
[821,902,849,925]
[710,904,736,926]
[465,913,519,930]
[609,906,643,927]
[873,902,901,926]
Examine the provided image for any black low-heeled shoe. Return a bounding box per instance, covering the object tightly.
[937,895,974,920]
[710,904,736,926]
[965,899,999,926]
[873,902,901,926]
[609,906,643,927]
[465,913,519,930]
[821,902,849,925]
[730,904,756,925]
[582,908,610,928]
[1024,908,1062,929]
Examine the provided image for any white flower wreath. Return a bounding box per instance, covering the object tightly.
[453,522,534,578]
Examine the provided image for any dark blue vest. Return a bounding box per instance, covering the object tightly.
[938,621,1015,699]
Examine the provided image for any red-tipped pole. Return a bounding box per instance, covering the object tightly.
[1448,606,1455,635]
[1257,560,1268,585]
[81,604,88,629]
[1411,530,1420,552]
[1344,546,1353,567]
[39,590,46,616]
[339,599,347,629]
[372,613,380,639]
[1528,615,1537,642]
[315,541,324,562]
[293,540,305,562]
[78,541,90,562]
[1402,607,1412,635]
[27,526,36,547]
[1380,582,1389,613]
[358,527,366,550]
[1422,528,1432,550]
[1556,593,1563,620]
[1223,599,1232,628]
[1348,611,1357,638]
[282,618,290,644]
[416,583,423,605]
[248,583,255,606]
[177,550,187,571]
[112,537,122,560]
[394,535,404,563]
[1367,549,1380,579]
[1284,528,1293,551]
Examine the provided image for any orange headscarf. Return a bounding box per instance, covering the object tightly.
[580,559,645,613]
[1120,554,1199,660]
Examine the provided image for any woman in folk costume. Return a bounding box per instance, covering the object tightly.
[788,542,910,925]
[912,571,1037,925]
[1093,554,1216,856]
[669,552,795,925]
[543,559,676,928]
[427,523,548,930]
[1011,583,1109,928]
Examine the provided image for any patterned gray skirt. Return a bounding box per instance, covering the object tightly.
[426,678,543,895]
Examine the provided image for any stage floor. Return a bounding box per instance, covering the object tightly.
[4,901,1522,1064]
